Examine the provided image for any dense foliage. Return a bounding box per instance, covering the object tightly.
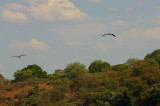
[89,60,110,73]
[0,49,160,106]
[14,64,47,82]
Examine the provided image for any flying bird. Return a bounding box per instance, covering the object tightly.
[101,33,116,37]
[11,54,27,59]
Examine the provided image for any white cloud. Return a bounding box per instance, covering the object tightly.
[8,39,50,51]
[1,9,28,23]
[6,3,26,10]
[0,0,88,22]
[28,0,88,21]
[87,0,102,3]
[130,27,160,40]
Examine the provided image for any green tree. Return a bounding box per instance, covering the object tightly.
[0,74,4,79]
[14,69,32,81]
[14,64,47,81]
[54,69,64,73]
[70,73,97,91]
[145,49,160,64]
[140,66,160,86]
[64,62,87,78]
[89,60,110,73]
[88,88,131,106]
[22,64,47,78]
[111,87,131,106]
[144,58,159,68]
[125,58,139,68]
[47,73,65,80]
[88,89,113,106]
[129,59,160,85]
[111,64,129,71]
[144,83,160,106]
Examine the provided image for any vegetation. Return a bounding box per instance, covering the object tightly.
[14,64,47,82]
[0,49,160,106]
[89,60,110,73]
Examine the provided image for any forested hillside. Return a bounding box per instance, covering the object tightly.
[0,49,160,106]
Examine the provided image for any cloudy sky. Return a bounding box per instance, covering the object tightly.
[0,0,160,79]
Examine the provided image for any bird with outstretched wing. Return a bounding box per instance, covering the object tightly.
[11,54,27,59]
[101,33,116,37]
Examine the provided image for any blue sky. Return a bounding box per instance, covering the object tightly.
[0,0,160,79]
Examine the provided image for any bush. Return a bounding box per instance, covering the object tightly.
[111,64,129,71]
[64,62,87,78]
[14,64,47,82]
[89,60,110,73]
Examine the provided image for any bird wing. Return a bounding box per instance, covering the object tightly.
[11,56,19,58]
[101,33,116,37]
[107,33,116,37]
[20,54,27,56]
[106,33,112,35]
[111,34,116,37]
[101,34,107,37]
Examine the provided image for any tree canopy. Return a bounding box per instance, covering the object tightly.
[14,64,47,82]
[145,49,160,65]
[64,62,87,78]
[89,60,110,73]
[111,64,129,71]
[0,49,160,106]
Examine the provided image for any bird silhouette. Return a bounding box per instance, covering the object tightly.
[101,33,116,37]
[11,54,27,59]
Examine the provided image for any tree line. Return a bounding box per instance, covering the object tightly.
[0,49,160,106]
